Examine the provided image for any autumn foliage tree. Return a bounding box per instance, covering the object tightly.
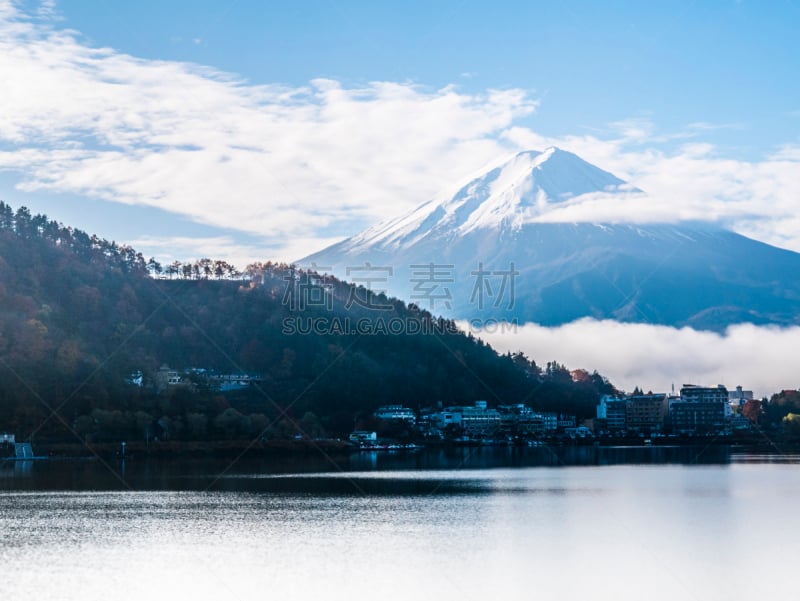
[742,399,763,424]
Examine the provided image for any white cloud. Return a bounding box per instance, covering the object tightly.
[470,319,800,399]
[502,125,800,252]
[0,1,536,259]
[125,234,348,267]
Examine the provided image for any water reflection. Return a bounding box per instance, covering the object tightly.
[1,444,798,492]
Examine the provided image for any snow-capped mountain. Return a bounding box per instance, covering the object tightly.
[302,148,800,330]
[339,147,637,251]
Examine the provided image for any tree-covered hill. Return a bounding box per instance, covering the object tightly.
[0,202,614,443]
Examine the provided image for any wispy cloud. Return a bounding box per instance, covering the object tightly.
[473,319,800,398]
[686,121,744,132]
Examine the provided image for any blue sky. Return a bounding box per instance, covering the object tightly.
[59,0,799,156]
[1,0,799,265]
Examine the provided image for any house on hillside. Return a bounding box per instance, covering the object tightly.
[125,370,143,387]
[154,365,184,392]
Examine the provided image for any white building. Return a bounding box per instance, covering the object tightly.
[459,404,501,435]
[429,401,501,435]
[729,385,754,410]
[542,412,559,433]
[374,405,416,424]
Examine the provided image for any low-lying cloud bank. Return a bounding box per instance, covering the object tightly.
[468,319,800,398]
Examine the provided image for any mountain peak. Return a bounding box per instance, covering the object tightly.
[436,147,634,234]
[515,146,559,159]
[513,146,580,162]
[315,148,639,253]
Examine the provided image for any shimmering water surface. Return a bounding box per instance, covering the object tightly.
[1,447,798,601]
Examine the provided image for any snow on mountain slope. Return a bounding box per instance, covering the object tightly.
[339,147,638,252]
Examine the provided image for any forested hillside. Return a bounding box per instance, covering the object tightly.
[0,202,614,443]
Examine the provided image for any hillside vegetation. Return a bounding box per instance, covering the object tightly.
[0,202,614,444]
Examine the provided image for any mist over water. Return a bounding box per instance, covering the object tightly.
[474,319,800,396]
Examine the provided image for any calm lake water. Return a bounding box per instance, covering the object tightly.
[1,446,799,601]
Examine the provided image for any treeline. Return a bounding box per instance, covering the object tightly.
[151,258,240,280]
[0,203,616,444]
[750,390,800,439]
[0,202,151,275]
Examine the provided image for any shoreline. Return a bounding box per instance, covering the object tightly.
[6,435,800,461]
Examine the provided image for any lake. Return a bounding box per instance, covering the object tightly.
[1,446,798,600]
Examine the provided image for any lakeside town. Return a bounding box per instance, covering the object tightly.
[3,366,792,460]
[351,383,769,449]
[129,368,796,447]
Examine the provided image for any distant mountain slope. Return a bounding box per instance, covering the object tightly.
[303,148,800,330]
